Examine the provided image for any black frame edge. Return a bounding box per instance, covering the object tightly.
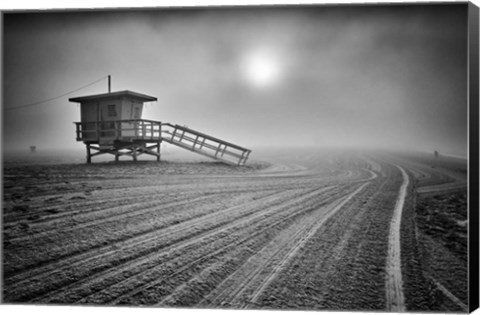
[469,1,480,313]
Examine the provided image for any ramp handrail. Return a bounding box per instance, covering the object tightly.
[162,124,250,152]
[161,123,251,166]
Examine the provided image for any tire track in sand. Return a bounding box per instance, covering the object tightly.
[93,186,341,305]
[103,186,337,306]
[196,182,369,308]
[9,186,336,303]
[248,182,370,306]
[385,165,409,312]
[5,189,291,298]
[429,276,468,312]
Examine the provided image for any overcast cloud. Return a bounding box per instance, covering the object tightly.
[2,4,469,156]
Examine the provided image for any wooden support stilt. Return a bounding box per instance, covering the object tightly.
[215,144,222,157]
[133,146,138,161]
[243,151,251,165]
[86,144,92,164]
[157,142,161,162]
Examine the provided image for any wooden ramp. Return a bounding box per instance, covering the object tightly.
[161,123,251,166]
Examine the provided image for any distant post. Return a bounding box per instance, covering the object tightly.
[434,150,439,158]
[30,145,36,153]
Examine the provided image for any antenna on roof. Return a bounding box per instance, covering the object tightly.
[108,75,111,93]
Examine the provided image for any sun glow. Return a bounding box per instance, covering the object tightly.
[242,50,282,88]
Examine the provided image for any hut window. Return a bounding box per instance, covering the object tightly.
[107,104,117,117]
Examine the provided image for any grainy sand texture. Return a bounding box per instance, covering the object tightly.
[2,149,468,312]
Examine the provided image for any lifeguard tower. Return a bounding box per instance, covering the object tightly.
[70,78,251,165]
[70,90,162,163]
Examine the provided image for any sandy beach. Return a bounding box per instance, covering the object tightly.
[2,149,468,312]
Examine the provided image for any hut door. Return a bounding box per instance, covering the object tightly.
[80,103,99,141]
[100,104,117,139]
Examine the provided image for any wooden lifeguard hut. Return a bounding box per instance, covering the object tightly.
[70,77,252,165]
[70,89,161,163]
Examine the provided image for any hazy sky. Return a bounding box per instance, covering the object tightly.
[2,4,469,155]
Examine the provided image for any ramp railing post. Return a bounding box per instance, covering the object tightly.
[238,151,246,165]
[171,126,177,142]
[179,129,186,142]
[215,143,222,157]
[243,151,251,165]
[193,135,199,150]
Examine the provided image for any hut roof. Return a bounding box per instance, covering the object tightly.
[69,90,157,103]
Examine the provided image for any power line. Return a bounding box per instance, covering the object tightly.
[5,76,108,111]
